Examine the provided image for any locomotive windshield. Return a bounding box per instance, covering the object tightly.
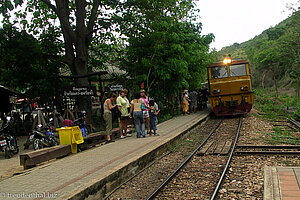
[229,64,247,77]
[211,66,228,79]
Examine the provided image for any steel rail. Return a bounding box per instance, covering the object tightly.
[104,151,173,200]
[234,151,300,155]
[144,120,222,200]
[210,117,242,200]
[236,145,300,149]
[289,118,300,129]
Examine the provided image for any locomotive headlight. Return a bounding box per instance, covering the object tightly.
[240,86,248,91]
[213,89,221,94]
[223,54,232,64]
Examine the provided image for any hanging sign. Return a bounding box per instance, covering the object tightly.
[63,86,96,96]
[109,84,123,91]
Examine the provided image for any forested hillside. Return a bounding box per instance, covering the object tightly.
[218,10,300,97]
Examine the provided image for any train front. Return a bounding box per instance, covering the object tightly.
[207,56,254,116]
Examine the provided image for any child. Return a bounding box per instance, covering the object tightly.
[149,100,160,136]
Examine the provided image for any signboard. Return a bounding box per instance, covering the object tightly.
[63,86,96,96]
[109,84,123,92]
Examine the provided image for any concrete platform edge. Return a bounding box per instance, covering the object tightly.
[66,113,210,200]
[264,165,281,200]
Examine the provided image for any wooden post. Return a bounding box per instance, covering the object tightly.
[297,77,299,99]
[98,74,104,124]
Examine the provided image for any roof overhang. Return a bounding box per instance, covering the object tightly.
[0,85,22,96]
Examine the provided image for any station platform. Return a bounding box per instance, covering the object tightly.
[264,166,300,200]
[0,110,209,200]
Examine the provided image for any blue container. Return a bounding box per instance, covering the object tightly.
[80,127,86,137]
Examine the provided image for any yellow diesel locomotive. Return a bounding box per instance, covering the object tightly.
[207,56,254,116]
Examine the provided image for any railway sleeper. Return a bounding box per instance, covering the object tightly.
[197,141,233,155]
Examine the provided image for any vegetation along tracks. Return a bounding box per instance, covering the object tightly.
[145,117,242,200]
[234,117,300,155]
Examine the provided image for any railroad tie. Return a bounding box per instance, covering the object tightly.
[206,142,217,155]
[197,141,214,156]
[220,141,233,155]
[214,141,226,154]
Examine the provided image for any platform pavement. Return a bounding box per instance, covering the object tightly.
[264,166,300,200]
[0,110,210,200]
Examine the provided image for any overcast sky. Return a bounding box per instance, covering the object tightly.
[196,0,299,50]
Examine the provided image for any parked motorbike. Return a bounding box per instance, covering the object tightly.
[31,129,59,150]
[25,118,59,150]
[0,116,19,158]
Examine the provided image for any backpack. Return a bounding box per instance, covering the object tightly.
[112,106,121,119]
[141,99,146,111]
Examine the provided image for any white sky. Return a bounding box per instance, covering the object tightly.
[196,0,299,50]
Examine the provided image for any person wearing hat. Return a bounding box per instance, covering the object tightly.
[139,89,150,134]
[116,89,131,138]
[182,89,190,115]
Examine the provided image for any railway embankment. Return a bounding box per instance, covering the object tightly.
[108,109,300,199]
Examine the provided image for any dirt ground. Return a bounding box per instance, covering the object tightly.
[0,136,32,181]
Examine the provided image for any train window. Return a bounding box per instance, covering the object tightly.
[229,64,247,76]
[211,66,228,79]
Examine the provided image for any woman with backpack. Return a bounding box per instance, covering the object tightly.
[139,89,150,134]
[130,92,146,138]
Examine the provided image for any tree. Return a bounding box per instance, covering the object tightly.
[0,24,63,103]
[253,10,300,97]
[119,0,213,112]
[284,10,300,98]
[1,0,122,121]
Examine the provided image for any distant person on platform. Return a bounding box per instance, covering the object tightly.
[130,92,146,138]
[149,100,160,136]
[103,93,117,143]
[200,87,209,109]
[117,89,131,138]
[182,90,190,115]
[140,89,150,134]
[190,89,198,113]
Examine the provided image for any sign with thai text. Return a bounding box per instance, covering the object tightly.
[63,86,96,96]
[109,84,123,91]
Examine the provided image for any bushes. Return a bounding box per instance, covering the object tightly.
[254,89,300,120]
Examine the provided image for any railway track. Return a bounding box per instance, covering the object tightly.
[289,118,300,129]
[108,115,298,200]
[272,118,300,131]
[145,117,242,200]
[235,145,300,155]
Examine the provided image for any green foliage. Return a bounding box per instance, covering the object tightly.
[254,88,300,120]
[218,10,300,96]
[1,0,214,120]
[263,127,300,145]
[119,0,214,111]
[0,25,63,104]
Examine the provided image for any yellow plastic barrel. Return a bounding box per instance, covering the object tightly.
[56,126,84,153]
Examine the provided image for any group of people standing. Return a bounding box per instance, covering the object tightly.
[103,89,160,142]
[182,88,208,115]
